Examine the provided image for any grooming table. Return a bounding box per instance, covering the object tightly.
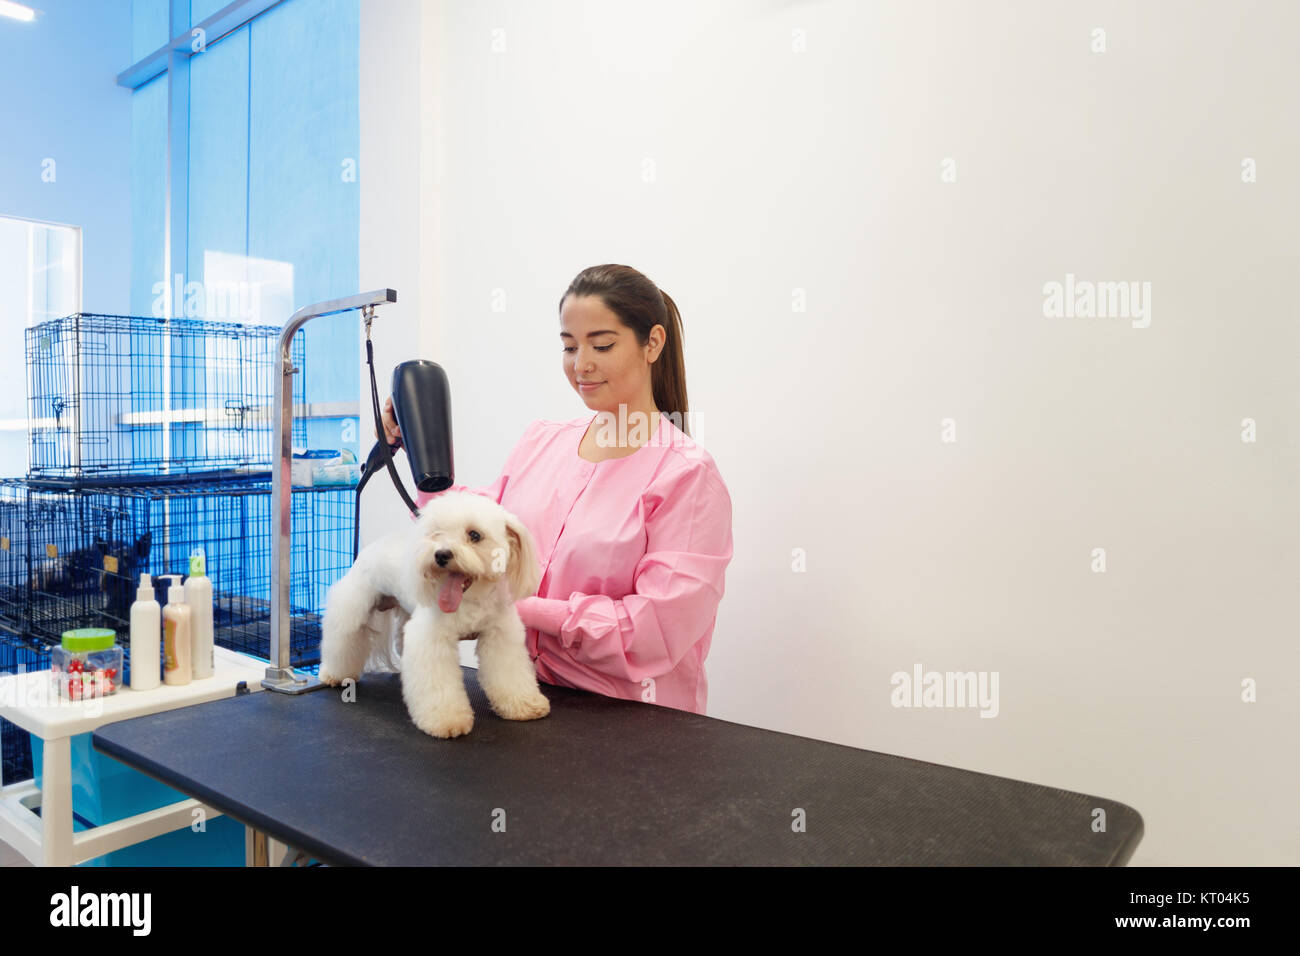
[92,668,1144,865]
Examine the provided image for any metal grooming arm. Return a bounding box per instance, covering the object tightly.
[263,288,398,695]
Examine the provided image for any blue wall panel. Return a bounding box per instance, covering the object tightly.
[130,75,168,318]
[131,0,359,459]
[187,25,250,287]
[190,0,227,26]
[247,0,360,456]
[131,0,170,62]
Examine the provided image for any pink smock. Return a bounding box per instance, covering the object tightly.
[415,411,733,715]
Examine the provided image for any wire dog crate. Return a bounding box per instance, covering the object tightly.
[0,480,27,628]
[3,311,356,784]
[0,478,352,667]
[86,479,352,668]
[25,314,305,481]
[0,473,352,786]
[0,631,50,785]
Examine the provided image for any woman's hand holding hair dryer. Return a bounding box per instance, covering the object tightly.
[379,396,402,446]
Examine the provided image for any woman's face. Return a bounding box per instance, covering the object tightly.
[560,294,662,414]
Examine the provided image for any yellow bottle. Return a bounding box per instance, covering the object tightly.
[162,579,192,686]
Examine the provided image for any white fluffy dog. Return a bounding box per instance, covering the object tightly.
[318,491,551,738]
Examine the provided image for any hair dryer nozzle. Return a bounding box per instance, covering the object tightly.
[391,360,454,493]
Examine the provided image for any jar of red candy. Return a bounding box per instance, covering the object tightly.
[51,629,123,700]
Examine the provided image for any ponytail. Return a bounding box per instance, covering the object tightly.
[560,265,690,437]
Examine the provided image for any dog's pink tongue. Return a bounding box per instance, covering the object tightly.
[438,572,467,613]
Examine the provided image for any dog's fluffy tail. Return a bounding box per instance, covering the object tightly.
[361,611,406,673]
[321,573,405,678]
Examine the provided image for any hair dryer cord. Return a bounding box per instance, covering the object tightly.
[355,337,422,558]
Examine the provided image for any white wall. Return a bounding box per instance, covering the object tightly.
[361,0,1300,866]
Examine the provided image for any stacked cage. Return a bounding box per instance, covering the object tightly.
[26,314,289,481]
[0,638,48,786]
[0,479,51,783]
[1,314,354,784]
[70,479,353,667]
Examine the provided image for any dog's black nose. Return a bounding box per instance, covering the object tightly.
[434,549,453,566]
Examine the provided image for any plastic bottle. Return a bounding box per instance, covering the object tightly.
[185,548,214,680]
[162,578,192,686]
[129,573,161,691]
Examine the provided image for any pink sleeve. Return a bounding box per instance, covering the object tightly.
[521,465,734,684]
[411,422,535,518]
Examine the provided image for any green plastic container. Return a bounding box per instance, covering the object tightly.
[51,629,123,700]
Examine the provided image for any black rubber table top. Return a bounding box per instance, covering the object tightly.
[93,668,1143,865]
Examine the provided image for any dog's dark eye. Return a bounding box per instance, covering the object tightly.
[468,530,481,543]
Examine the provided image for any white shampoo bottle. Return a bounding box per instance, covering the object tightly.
[129,573,161,691]
[185,548,214,679]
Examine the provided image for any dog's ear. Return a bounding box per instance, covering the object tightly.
[503,512,540,601]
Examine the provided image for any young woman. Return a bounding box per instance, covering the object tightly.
[382,264,733,715]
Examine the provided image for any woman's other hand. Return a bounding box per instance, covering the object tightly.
[379,396,402,445]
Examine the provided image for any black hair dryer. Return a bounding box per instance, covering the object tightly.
[390,360,455,494]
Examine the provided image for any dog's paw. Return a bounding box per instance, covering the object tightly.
[317,667,348,687]
[491,690,551,722]
[414,706,475,739]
